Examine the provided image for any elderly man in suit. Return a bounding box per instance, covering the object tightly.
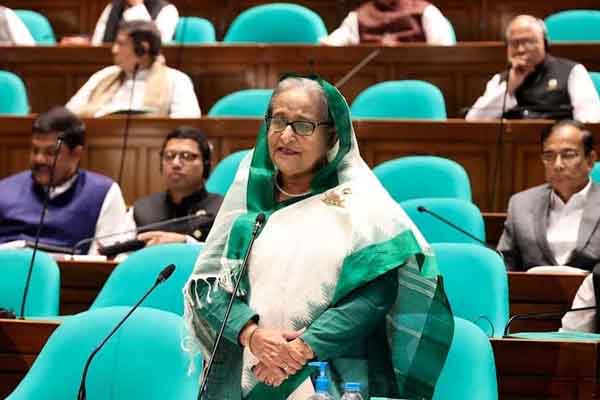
[498,119,600,271]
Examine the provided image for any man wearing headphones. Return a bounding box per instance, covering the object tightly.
[0,107,128,254]
[122,126,223,246]
[66,20,200,118]
[466,14,600,122]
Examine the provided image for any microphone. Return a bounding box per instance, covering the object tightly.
[77,263,176,400]
[198,213,266,398]
[335,48,381,89]
[503,305,598,336]
[19,135,64,319]
[72,212,214,254]
[116,63,140,187]
[416,205,504,259]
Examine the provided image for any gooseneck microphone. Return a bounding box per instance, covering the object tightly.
[335,48,381,89]
[489,63,512,209]
[116,63,140,187]
[19,135,64,319]
[77,263,176,400]
[198,213,266,398]
[503,305,598,336]
[416,205,504,260]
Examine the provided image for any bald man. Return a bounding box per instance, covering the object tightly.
[466,15,600,122]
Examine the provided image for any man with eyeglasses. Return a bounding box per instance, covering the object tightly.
[121,126,222,246]
[466,15,600,122]
[498,120,599,274]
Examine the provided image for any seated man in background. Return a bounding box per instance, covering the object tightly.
[498,120,600,271]
[62,0,178,46]
[0,5,35,45]
[0,107,127,254]
[66,20,200,118]
[321,0,455,46]
[466,15,600,122]
[121,126,222,246]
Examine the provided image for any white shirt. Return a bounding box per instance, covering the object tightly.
[321,5,455,46]
[91,3,179,45]
[43,174,127,255]
[547,180,592,265]
[560,272,596,333]
[2,7,35,45]
[65,64,201,118]
[466,63,600,122]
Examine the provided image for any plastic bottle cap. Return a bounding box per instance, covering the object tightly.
[343,382,361,391]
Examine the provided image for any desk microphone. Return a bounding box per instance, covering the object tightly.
[335,48,381,89]
[416,205,504,260]
[19,134,64,319]
[77,263,176,400]
[503,305,598,336]
[72,212,214,255]
[117,63,140,187]
[198,213,266,398]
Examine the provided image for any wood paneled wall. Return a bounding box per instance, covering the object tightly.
[3,44,600,117]
[1,117,596,212]
[4,0,599,41]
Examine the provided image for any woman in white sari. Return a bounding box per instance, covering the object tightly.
[184,75,453,399]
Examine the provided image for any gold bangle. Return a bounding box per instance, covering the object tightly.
[247,326,259,352]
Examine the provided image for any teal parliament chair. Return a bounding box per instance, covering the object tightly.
[224,3,327,43]
[0,70,30,115]
[0,249,60,317]
[208,89,273,117]
[350,80,447,120]
[90,243,202,316]
[591,161,600,183]
[206,150,251,196]
[545,10,600,42]
[401,198,485,244]
[432,243,509,337]
[373,156,472,203]
[173,16,216,44]
[7,307,201,399]
[14,9,56,44]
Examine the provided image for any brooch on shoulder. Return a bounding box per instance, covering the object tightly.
[321,187,352,208]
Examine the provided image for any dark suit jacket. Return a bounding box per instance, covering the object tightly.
[497,182,600,271]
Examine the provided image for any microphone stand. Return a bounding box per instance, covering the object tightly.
[19,136,64,318]
[77,263,176,400]
[117,63,139,187]
[198,213,266,398]
[335,48,381,89]
[503,305,598,336]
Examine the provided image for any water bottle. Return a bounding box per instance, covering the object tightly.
[306,361,333,400]
[340,382,363,400]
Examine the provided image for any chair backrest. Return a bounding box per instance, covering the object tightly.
[589,72,600,98]
[7,307,201,400]
[432,243,509,337]
[591,161,600,183]
[14,9,56,44]
[208,89,273,117]
[173,16,216,44]
[373,156,471,203]
[400,198,485,244]
[0,249,60,317]
[350,80,447,120]
[91,243,202,316]
[0,70,30,115]
[224,3,327,43]
[433,317,498,399]
[205,150,250,195]
[545,10,600,42]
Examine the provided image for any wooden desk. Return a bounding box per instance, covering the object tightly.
[483,212,505,246]
[3,116,596,211]
[0,318,60,399]
[492,337,600,399]
[508,272,587,333]
[3,43,600,117]
[58,259,117,315]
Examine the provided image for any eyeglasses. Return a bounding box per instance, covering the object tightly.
[507,38,540,50]
[161,151,201,163]
[266,116,331,136]
[541,150,581,164]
